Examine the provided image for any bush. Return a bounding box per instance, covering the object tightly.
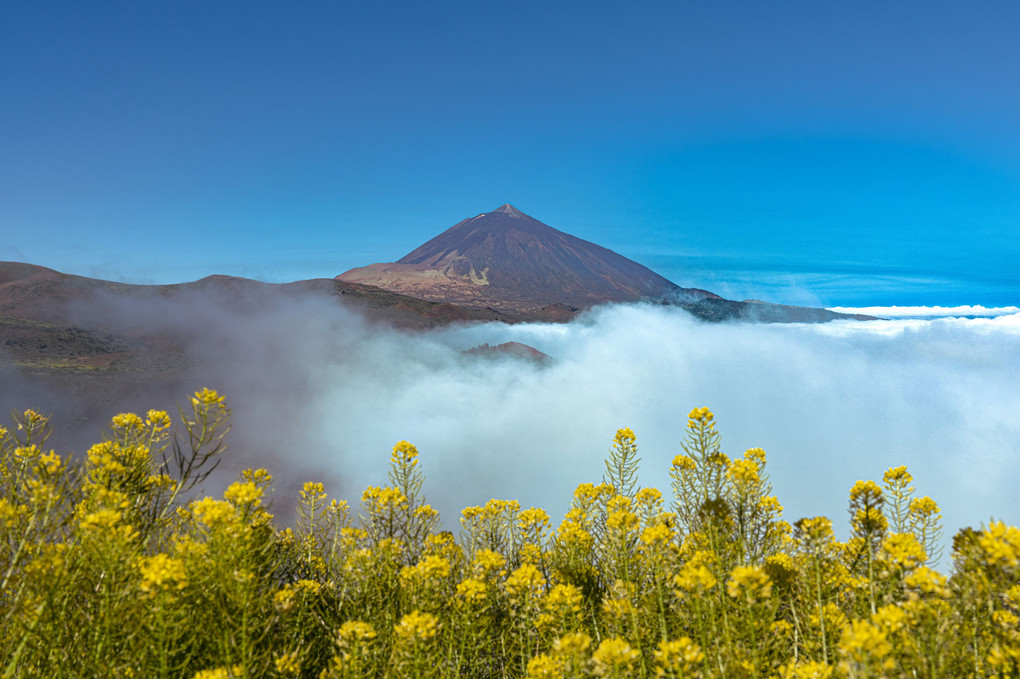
[1,391,1017,678]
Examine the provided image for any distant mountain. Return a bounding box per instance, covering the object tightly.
[337,204,719,314]
[337,204,871,323]
[0,262,501,331]
[0,262,510,444]
[0,210,873,453]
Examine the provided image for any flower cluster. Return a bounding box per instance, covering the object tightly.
[0,395,1015,679]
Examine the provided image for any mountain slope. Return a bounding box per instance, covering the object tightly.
[338,204,718,313]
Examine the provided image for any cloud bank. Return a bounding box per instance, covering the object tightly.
[18,292,1020,560]
[829,305,1020,318]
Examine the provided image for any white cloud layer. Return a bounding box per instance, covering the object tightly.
[28,293,1020,563]
[829,305,1020,318]
[169,298,1020,564]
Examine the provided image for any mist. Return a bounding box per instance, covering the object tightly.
[12,289,1020,558]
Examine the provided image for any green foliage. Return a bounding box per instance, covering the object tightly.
[603,427,640,500]
[0,395,1015,678]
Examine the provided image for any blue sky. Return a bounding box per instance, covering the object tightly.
[1,0,1018,306]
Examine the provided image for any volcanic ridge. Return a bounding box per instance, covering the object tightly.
[338,204,721,314]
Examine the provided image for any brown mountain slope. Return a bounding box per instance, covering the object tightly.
[337,204,719,313]
[0,262,501,331]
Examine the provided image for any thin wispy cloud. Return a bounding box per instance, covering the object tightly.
[829,305,1020,318]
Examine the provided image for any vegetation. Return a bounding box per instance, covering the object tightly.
[1,390,1018,678]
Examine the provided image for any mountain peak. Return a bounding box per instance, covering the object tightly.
[492,203,524,218]
[337,205,690,313]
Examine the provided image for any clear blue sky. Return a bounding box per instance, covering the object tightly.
[2,0,1018,306]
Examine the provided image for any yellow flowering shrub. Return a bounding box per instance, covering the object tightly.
[0,395,1013,678]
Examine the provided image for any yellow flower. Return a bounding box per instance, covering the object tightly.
[0,498,27,529]
[138,553,187,594]
[391,440,419,464]
[361,486,407,511]
[337,620,377,643]
[602,580,636,621]
[707,451,730,468]
[978,521,1020,569]
[811,602,847,634]
[797,516,834,545]
[654,637,704,674]
[872,604,909,635]
[727,458,760,487]
[111,412,145,431]
[224,480,263,507]
[518,506,550,532]
[591,637,639,676]
[903,566,950,598]
[839,619,891,664]
[745,447,767,464]
[456,577,487,603]
[15,444,41,461]
[173,536,209,560]
[36,451,63,475]
[471,549,506,577]
[415,504,439,521]
[851,506,888,536]
[544,583,583,616]
[503,544,531,566]
[275,582,320,613]
[242,467,272,485]
[554,631,592,656]
[640,523,673,547]
[726,565,773,603]
[393,610,439,641]
[86,441,124,475]
[687,407,714,423]
[988,643,1020,672]
[606,506,639,533]
[301,481,327,502]
[882,532,926,570]
[81,508,123,531]
[145,409,172,431]
[273,651,301,676]
[526,654,562,679]
[192,388,226,407]
[504,562,546,602]
[295,579,321,595]
[572,482,598,504]
[556,519,594,552]
[993,610,1019,629]
[908,496,940,518]
[146,474,176,491]
[883,465,912,485]
[484,497,520,516]
[401,554,451,585]
[671,454,696,471]
[674,551,718,591]
[190,497,235,528]
[635,486,663,506]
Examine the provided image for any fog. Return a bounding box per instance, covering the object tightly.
[11,290,1020,558]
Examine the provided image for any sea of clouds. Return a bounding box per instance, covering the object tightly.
[12,291,1019,561]
[160,295,1020,561]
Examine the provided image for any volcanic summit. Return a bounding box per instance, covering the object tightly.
[337,204,716,314]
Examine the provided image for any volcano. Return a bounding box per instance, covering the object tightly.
[337,204,718,314]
